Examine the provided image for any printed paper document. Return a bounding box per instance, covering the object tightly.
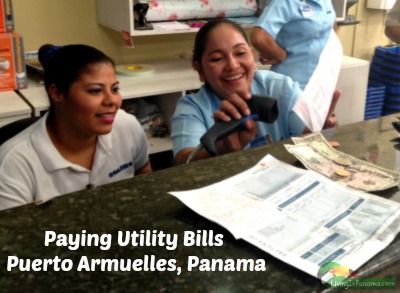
[169,155,400,277]
[293,30,343,132]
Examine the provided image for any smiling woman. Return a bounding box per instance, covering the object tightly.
[171,19,306,165]
[0,44,152,211]
[171,19,340,165]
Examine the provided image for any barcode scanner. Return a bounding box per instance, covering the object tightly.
[198,95,279,158]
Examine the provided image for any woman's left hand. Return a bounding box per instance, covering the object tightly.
[259,53,283,65]
[323,89,341,129]
[213,90,257,153]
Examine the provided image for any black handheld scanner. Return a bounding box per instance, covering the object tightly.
[200,95,279,156]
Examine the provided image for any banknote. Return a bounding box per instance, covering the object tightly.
[285,133,400,192]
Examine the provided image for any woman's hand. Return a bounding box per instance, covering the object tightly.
[259,53,284,65]
[213,90,257,154]
[302,89,341,134]
[323,89,341,129]
[176,91,257,164]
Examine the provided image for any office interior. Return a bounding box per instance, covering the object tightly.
[2,0,398,170]
[12,0,393,64]
[2,1,400,291]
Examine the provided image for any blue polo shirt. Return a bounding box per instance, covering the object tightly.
[171,70,305,156]
[256,0,336,90]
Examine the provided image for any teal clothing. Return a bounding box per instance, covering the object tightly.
[256,0,335,89]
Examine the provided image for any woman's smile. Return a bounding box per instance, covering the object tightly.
[196,24,256,100]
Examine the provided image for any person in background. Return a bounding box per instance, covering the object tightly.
[171,19,339,165]
[385,0,400,43]
[250,0,337,90]
[0,44,151,210]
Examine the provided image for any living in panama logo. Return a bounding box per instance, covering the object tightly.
[318,262,356,286]
[318,262,396,290]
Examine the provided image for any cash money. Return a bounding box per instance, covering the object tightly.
[285,133,400,191]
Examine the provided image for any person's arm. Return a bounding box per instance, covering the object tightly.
[135,158,152,175]
[211,89,338,147]
[171,95,213,165]
[175,121,257,165]
[250,27,287,65]
[174,91,257,165]
[175,147,212,165]
[302,89,341,134]
[333,21,338,32]
[0,181,32,211]
[175,119,257,165]
[0,157,34,211]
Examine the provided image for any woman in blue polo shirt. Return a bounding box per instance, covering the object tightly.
[250,0,336,90]
[171,19,339,165]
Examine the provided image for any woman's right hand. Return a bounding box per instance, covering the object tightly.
[250,27,287,65]
[213,91,257,154]
[259,53,284,65]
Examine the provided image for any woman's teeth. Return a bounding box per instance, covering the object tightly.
[224,74,242,81]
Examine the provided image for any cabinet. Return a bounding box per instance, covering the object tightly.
[95,0,261,38]
[96,0,197,37]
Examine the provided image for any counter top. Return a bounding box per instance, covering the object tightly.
[1,114,400,292]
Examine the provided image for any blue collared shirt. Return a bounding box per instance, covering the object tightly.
[256,0,336,89]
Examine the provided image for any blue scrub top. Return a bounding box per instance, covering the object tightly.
[256,0,336,89]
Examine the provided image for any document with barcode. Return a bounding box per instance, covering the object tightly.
[169,155,400,277]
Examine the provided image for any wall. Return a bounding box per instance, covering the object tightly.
[337,0,393,60]
[12,0,195,64]
[12,0,396,64]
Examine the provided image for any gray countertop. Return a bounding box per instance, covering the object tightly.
[1,115,400,292]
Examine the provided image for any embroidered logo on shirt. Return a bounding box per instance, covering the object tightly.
[109,161,133,178]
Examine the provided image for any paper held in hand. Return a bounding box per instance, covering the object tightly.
[293,30,343,132]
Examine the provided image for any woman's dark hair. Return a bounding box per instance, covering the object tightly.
[192,19,250,65]
[38,44,115,95]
